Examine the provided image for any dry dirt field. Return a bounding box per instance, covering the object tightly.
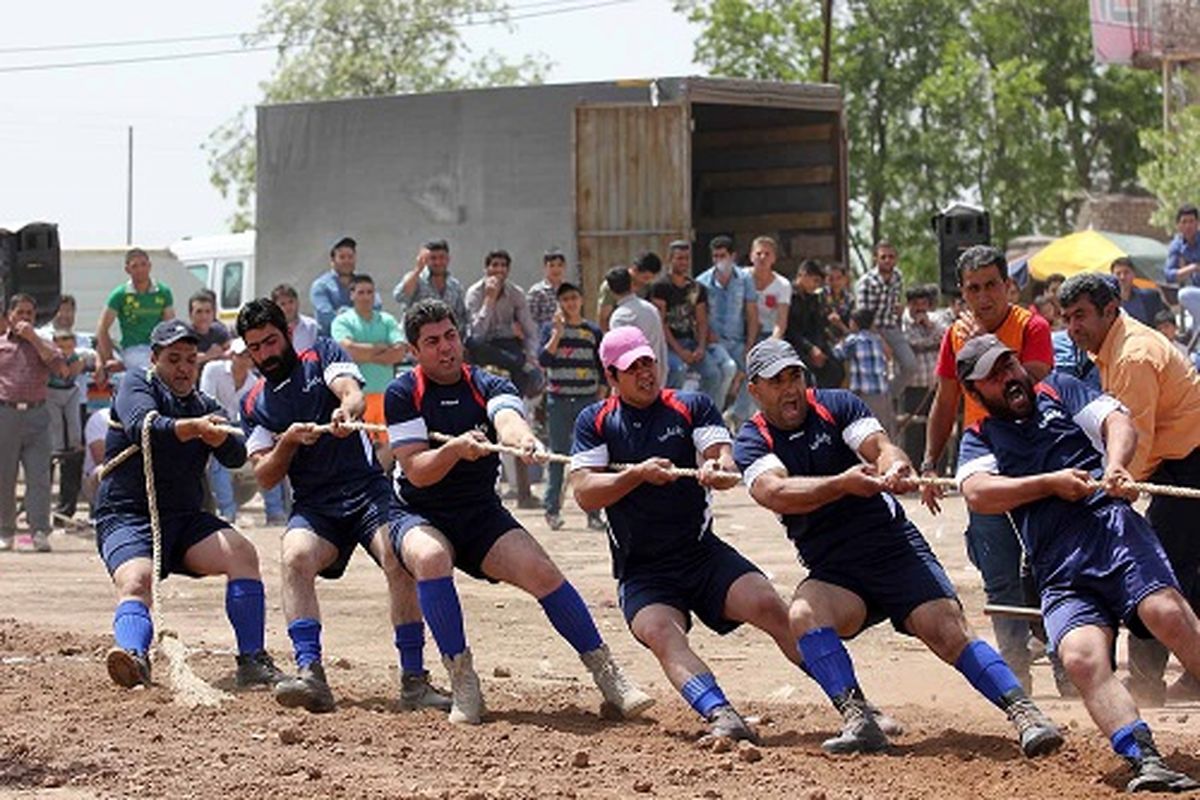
[2,489,1198,799]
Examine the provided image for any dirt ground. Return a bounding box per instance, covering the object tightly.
[2,489,1199,799]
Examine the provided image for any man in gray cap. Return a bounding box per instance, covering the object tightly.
[735,337,1062,758]
[955,333,1200,792]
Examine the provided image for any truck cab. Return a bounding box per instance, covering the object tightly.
[170,231,255,324]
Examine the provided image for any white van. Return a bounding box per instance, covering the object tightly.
[170,231,255,324]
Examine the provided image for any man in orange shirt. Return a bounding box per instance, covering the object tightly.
[1060,273,1200,704]
[920,246,1054,692]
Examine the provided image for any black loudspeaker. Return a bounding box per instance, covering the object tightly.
[13,223,61,324]
[932,204,990,296]
[0,230,15,308]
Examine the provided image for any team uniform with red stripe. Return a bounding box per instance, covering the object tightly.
[241,337,391,578]
[733,388,956,636]
[385,364,526,579]
[570,389,761,633]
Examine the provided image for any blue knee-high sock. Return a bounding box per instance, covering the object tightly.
[225,578,266,655]
[797,627,860,701]
[113,599,153,654]
[681,672,729,718]
[538,581,603,654]
[287,618,322,668]
[394,622,425,675]
[416,577,467,658]
[1111,720,1151,759]
[955,639,1023,708]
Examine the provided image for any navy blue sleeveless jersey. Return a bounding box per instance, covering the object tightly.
[733,388,905,564]
[241,337,381,511]
[571,390,731,578]
[385,364,525,510]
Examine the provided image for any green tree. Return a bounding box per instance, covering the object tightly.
[1140,104,1200,232]
[206,0,549,230]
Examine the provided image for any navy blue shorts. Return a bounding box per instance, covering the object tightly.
[289,476,392,580]
[1041,503,1179,653]
[803,520,958,638]
[618,536,762,636]
[96,510,230,580]
[389,497,522,580]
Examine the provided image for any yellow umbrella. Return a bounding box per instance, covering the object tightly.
[1028,229,1167,286]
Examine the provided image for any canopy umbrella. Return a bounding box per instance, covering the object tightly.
[1028,229,1167,286]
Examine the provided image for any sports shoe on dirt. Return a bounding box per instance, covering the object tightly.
[544,512,565,531]
[443,648,485,724]
[580,644,655,719]
[235,650,288,688]
[707,704,759,743]
[823,689,889,754]
[31,531,51,552]
[399,670,453,711]
[1124,724,1200,793]
[106,647,151,688]
[867,703,904,737]
[274,661,336,713]
[1002,691,1063,757]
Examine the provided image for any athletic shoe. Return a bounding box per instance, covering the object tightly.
[31,531,51,553]
[14,534,34,552]
[544,512,565,531]
[1166,672,1200,703]
[274,662,336,713]
[580,644,654,719]
[868,703,904,737]
[106,647,151,688]
[235,650,288,688]
[823,690,889,754]
[442,648,485,725]
[1002,691,1063,757]
[399,670,453,712]
[707,704,759,743]
[1126,756,1200,793]
[585,512,607,532]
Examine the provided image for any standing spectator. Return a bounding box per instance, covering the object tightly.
[1111,257,1167,327]
[96,247,174,378]
[464,249,542,398]
[900,285,947,463]
[537,282,604,531]
[271,283,319,353]
[834,308,893,434]
[0,294,64,552]
[856,241,914,410]
[607,266,668,387]
[1164,203,1200,332]
[38,295,97,519]
[81,407,111,516]
[652,243,732,399]
[824,262,855,343]
[696,236,758,424]
[393,239,468,328]
[745,236,790,341]
[189,289,232,369]
[785,259,842,388]
[526,249,568,330]
[311,236,379,336]
[331,274,408,465]
[598,250,661,331]
[46,329,99,520]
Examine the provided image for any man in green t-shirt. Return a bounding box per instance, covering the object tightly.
[96,248,175,378]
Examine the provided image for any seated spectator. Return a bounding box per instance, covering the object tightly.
[823,262,855,343]
[393,239,468,327]
[271,283,319,353]
[696,235,758,424]
[745,236,790,341]
[1033,293,1062,330]
[607,266,668,387]
[1112,257,1167,327]
[1154,309,1200,372]
[652,243,735,401]
[189,289,231,369]
[598,250,662,331]
[527,249,569,329]
[464,249,543,398]
[834,308,893,435]
[785,259,843,388]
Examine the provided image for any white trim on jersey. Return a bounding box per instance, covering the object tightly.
[742,453,787,489]
[692,424,732,454]
[388,417,429,448]
[246,426,276,456]
[1073,394,1126,461]
[955,453,999,490]
[323,361,364,387]
[570,444,609,472]
[487,394,525,422]
[843,416,884,454]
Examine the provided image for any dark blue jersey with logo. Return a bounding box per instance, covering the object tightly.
[241,337,381,512]
[571,390,731,578]
[385,364,525,510]
[733,388,905,565]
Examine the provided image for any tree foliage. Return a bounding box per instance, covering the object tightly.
[676,0,1159,281]
[1140,93,1200,233]
[205,0,549,231]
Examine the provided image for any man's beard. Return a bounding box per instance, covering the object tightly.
[978,376,1035,421]
[259,345,298,383]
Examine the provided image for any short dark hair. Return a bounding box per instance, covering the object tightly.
[1110,256,1135,273]
[556,281,581,298]
[874,239,896,255]
[57,294,76,310]
[605,265,632,295]
[349,273,374,289]
[543,249,566,264]
[668,239,690,254]
[633,251,662,274]
[425,239,449,253]
[827,262,849,277]
[484,249,511,268]
[404,298,458,345]
[709,235,734,253]
[798,258,826,278]
[905,286,929,302]
[236,297,289,339]
[1177,203,1198,222]
[188,289,216,313]
[1046,272,1066,286]
[956,244,1008,284]
[7,293,35,313]
[1154,308,1176,327]
[329,236,356,258]
[124,247,149,266]
[851,307,876,330]
[1058,273,1119,312]
[271,283,298,302]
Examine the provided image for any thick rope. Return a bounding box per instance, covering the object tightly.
[97,419,242,481]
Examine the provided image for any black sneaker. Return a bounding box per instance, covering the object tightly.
[1001,690,1063,758]
[707,705,758,743]
[106,647,151,688]
[1127,756,1200,793]
[544,512,565,531]
[823,689,889,754]
[235,650,289,688]
[399,670,453,711]
[586,512,607,531]
[274,661,335,713]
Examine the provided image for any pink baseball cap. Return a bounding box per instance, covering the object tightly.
[600,326,657,371]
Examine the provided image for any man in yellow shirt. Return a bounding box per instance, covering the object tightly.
[1061,273,1200,704]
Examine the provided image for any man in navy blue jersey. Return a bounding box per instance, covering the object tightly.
[956,334,1200,792]
[236,298,448,714]
[96,319,286,691]
[386,298,652,725]
[734,337,1062,757]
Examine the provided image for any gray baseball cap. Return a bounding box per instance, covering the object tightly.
[955,333,1015,382]
[746,338,807,381]
[150,319,198,349]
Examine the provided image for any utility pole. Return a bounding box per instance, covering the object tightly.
[821,0,833,83]
[125,126,133,245]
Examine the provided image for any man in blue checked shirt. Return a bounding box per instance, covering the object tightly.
[834,308,893,436]
[696,236,758,424]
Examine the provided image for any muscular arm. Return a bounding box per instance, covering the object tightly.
[1024,360,1051,381]
[922,377,961,468]
[328,374,366,420]
[571,464,654,512]
[960,471,1062,515]
[96,308,117,364]
[748,468,861,516]
[771,302,789,339]
[1102,408,1139,472]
